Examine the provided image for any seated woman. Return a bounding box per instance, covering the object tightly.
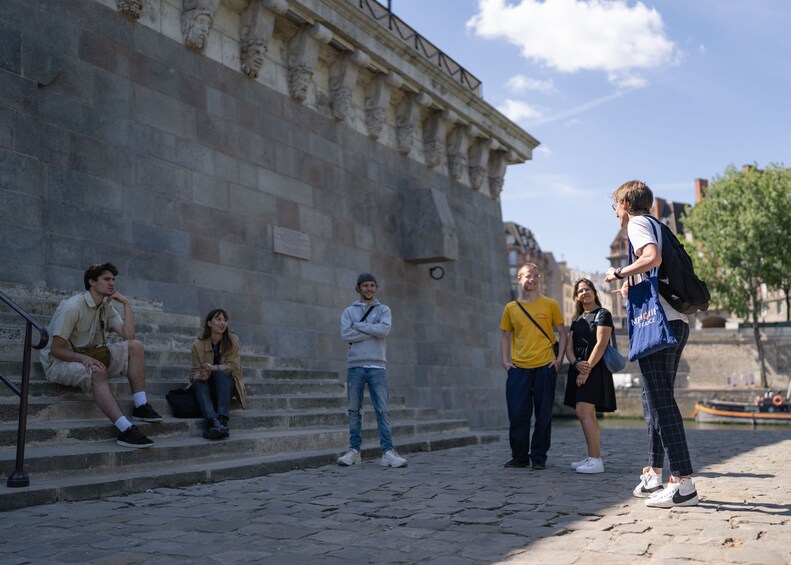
[190,309,246,440]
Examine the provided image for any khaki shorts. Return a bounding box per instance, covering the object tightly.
[45,341,130,392]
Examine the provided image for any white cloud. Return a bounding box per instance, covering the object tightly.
[506,74,555,93]
[535,145,552,156]
[467,0,678,86]
[497,99,543,122]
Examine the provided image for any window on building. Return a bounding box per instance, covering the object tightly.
[508,251,518,265]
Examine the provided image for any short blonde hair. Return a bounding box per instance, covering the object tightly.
[612,180,653,214]
[517,262,540,277]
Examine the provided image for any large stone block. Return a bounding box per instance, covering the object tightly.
[0,24,21,75]
[133,222,190,257]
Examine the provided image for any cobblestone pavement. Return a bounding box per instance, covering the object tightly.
[1,426,790,564]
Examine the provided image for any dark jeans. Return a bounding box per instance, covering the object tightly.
[193,370,232,421]
[506,364,557,464]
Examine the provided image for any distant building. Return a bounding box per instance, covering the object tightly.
[504,221,611,324]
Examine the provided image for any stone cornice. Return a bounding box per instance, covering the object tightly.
[291,0,540,163]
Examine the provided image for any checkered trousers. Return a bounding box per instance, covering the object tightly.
[638,320,692,477]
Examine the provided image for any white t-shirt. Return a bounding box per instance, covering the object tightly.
[627,215,688,323]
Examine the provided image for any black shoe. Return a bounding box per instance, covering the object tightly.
[203,418,226,440]
[132,402,164,423]
[532,460,546,470]
[504,458,530,468]
[117,425,154,448]
[218,415,230,435]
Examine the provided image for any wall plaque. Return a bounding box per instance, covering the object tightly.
[273,226,311,260]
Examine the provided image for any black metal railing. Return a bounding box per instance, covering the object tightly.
[349,0,483,97]
[0,289,49,488]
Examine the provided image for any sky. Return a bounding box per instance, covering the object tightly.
[389,0,791,273]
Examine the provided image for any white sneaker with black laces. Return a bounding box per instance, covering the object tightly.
[633,466,664,498]
[576,457,604,474]
[645,476,699,508]
[337,448,361,466]
[380,450,407,468]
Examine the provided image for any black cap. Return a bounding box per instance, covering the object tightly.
[356,272,377,286]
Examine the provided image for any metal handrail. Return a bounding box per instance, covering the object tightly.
[0,289,49,488]
[350,0,483,97]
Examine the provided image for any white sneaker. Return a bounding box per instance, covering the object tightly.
[570,457,589,469]
[575,457,604,474]
[337,448,361,466]
[645,477,699,508]
[633,466,663,498]
[380,449,407,468]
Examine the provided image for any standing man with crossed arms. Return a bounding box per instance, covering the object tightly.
[500,262,567,470]
[337,273,407,468]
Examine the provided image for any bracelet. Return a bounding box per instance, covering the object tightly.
[614,267,624,279]
[571,359,580,368]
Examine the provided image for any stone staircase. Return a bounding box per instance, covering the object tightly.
[0,284,498,511]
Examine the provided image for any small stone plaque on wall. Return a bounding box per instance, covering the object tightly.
[273,226,311,260]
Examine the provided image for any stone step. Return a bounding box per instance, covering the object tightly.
[0,391,413,423]
[0,418,477,478]
[0,404,437,443]
[0,430,501,512]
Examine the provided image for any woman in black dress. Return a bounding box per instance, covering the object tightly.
[564,278,617,474]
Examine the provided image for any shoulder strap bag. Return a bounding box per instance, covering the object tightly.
[514,301,559,357]
[594,309,626,373]
[69,305,112,368]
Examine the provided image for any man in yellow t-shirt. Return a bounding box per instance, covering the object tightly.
[500,263,567,470]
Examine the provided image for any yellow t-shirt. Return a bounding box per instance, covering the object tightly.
[500,296,563,369]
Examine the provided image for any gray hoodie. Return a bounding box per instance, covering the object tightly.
[340,299,392,369]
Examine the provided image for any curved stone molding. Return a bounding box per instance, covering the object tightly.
[182,0,220,52]
[396,92,431,156]
[239,1,280,79]
[329,51,369,121]
[287,24,332,102]
[364,71,401,138]
[488,150,508,201]
[468,138,490,192]
[117,0,145,19]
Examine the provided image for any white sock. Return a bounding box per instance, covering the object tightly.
[677,477,696,495]
[115,416,132,432]
[132,392,147,408]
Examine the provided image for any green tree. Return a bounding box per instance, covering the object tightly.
[683,164,791,388]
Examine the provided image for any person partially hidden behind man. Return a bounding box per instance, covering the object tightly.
[40,263,163,448]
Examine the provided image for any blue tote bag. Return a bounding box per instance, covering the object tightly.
[626,241,677,362]
[594,310,627,372]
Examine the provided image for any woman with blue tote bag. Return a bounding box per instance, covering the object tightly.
[604,180,699,508]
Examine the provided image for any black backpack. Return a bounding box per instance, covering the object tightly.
[645,215,711,315]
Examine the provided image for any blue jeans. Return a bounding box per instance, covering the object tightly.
[506,364,557,464]
[346,367,393,454]
[194,370,232,421]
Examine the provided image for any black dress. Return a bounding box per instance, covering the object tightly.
[563,307,617,412]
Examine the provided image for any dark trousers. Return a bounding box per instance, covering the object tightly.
[193,370,232,421]
[638,320,692,476]
[506,364,557,464]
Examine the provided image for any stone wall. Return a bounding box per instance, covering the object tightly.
[0,0,539,428]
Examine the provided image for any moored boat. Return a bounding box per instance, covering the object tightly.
[693,393,791,425]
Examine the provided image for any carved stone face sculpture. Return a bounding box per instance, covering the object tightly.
[184,13,213,51]
[241,39,267,78]
[117,0,144,19]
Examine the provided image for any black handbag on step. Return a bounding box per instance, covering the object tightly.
[166,384,202,418]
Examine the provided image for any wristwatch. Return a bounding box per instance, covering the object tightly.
[614,267,624,279]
